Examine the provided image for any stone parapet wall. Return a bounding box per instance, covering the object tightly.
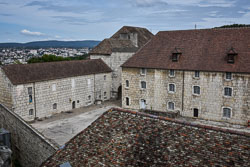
[0,104,57,167]
[0,68,13,109]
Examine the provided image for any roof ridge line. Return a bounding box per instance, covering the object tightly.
[112,108,250,137]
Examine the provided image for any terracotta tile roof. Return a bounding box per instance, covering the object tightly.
[122,28,250,73]
[111,26,154,48]
[90,26,153,55]
[41,108,250,167]
[90,39,137,55]
[2,59,112,85]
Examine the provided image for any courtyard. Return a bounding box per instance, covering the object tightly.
[31,100,120,146]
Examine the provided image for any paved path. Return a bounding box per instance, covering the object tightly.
[31,101,119,146]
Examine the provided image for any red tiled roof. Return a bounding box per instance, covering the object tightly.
[41,108,250,167]
[2,59,112,85]
[90,26,153,55]
[122,28,250,73]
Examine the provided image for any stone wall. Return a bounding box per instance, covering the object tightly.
[122,67,250,125]
[0,68,13,109]
[183,71,250,125]
[0,104,57,167]
[2,71,111,121]
[91,53,134,98]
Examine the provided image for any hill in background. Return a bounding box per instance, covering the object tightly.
[0,40,100,49]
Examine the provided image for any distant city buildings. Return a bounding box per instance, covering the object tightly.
[0,48,90,65]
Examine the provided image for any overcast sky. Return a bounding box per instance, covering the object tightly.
[0,0,250,43]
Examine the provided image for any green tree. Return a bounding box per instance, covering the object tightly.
[215,24,250,28]
[27,54,90,64]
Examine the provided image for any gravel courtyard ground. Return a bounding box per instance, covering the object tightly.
[31,100,120,146]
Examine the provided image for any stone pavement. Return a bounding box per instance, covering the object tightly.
[31,100,120,146]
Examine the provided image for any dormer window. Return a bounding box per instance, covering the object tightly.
[172,47,181,62]
[227,47,237,64]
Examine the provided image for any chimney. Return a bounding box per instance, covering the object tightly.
[129,33,138,47]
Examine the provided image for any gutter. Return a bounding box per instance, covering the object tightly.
[33,83,37,119]
[182,70,185,112]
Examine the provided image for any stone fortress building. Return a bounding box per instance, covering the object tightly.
[0,59,112,121]
[122,28,250,125]
[90,26,153,99]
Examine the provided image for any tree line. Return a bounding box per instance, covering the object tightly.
[27,54,89,64]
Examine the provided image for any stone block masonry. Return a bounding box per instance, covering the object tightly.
[122,68,250,125]
[0,104,57,167]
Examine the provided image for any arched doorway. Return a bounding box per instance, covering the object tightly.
[72,101,76,109]
[117,86,122,100]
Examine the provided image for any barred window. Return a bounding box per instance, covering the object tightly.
[224,87,232,96]
[29,95,33,103]
[226,72,232,80]
[29,109,34,115]
[169,84,175,92]
[126,80,129,88]
[169,70,175,77]
[223,108,231,118]
[141,81,146,89]
[193,86,200,95]
[195,71,200,78]
[53,103,57,109]
[28,87,32,95]
[140,68,146,75]
[168,102,175,110]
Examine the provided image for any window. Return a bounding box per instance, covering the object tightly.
[126,80,129,88]
[168,102,175,110]
[140,68,146,75]
[227,54,236,64]
[223,108,231,118]
[104,75,106,80]
[227,47,237,64]
[226,72,232,80]
[29,109,34,115]
[72,79,75,88]
[193,86,200,95]
[140,99,146,109]
[77,100,80,103]
[104,92,107,98]
[224,87,232,96]
[52,84,56,91]
[87,79,91,85]
[141,81,146,89]
[28,87,32,95]
[194,71,200,78]
[29,95,33,103]
[169,70,175,77]
[171,48,181,62]
[172,53,178,62]
[126,97,130,106]
[88,95,91,100]
[169,84,175,92]
[53,103,57,110]
[193,108,199,117]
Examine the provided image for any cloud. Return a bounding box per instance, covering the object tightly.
[20,29,45,36]
[25,1,88,14]
[0,13,13,16]
[130,0,168,7]
[198,0,236,8]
